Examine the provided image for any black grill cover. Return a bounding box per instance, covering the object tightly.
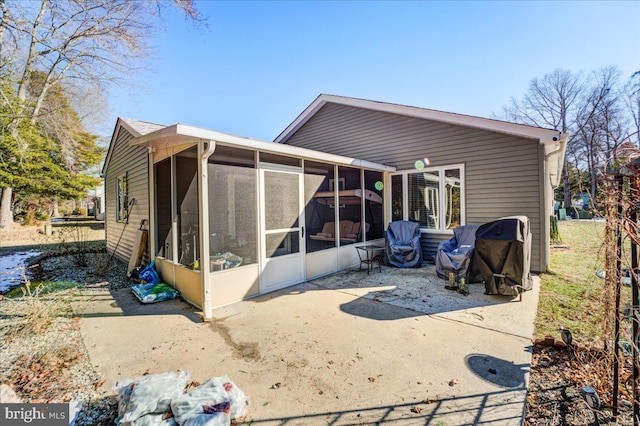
[385,220,423,268]
[469,216,533,296]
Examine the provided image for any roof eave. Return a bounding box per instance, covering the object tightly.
[131,123,396,172]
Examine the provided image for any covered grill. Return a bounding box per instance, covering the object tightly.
[470,216,533,298]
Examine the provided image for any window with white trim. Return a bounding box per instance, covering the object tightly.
[116,173,128,223]
[391,165,464,232]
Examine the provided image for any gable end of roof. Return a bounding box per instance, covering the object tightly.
[274,94,562,144]
[101,117,165,177]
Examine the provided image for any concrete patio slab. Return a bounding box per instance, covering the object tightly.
[72,264,538,425]
[312,265,540,339]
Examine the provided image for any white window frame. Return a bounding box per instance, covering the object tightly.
[390,164,465,233]
[116,173,128,223]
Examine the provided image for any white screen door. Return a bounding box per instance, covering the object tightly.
[260,166,305,292]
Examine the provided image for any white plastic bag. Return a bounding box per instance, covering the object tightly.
[212,376,248,419]
[171,376,248,425]
[122,413,178,426]
[181,413,228,426]
[115,371,190,424]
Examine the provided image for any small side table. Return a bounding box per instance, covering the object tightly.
[355,245,385,274]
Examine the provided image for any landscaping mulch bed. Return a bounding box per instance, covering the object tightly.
[526,343,634,425]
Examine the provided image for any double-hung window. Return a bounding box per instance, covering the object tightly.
[116,173,129,223]
[390,164,464,232]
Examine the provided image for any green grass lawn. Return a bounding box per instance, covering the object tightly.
[536,220,607,341]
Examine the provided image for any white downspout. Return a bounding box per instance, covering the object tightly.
[544,133,569,188]
[147,147,156,262]
[541,133,568,271]
[198,140,216,320]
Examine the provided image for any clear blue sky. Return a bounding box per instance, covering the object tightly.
[108,1,640,141]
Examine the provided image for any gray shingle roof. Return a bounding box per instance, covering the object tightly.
[120,118,165,136]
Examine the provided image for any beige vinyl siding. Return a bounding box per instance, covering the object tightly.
[285,103,545,271]
[104,126,150,264]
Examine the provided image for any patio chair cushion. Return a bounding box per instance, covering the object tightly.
[339,220,355,236]
[311,220,369,243]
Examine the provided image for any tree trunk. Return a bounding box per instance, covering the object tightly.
[562,160,571,209]
[52,198,60,218]
[0,187,14,230]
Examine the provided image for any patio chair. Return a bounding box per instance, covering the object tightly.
[384,220,423,268]
[435,225,479,287]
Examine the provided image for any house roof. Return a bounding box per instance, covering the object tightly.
[129,122,395,172]
[274,94,568,187]
[274,94,567,145]
[101,118,164,176]
[120,118,165,137]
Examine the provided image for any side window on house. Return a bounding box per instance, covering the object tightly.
[116,173,128,223]
[392,165,463,232]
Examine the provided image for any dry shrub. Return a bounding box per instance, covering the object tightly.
[57,223,91,266]
[12,274,66,337]
[91,250,112,277]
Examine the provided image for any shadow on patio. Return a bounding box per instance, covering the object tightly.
[250,263,539,339]
[72,287,203,324]
[309,263,520,316]
[242,386,526,425]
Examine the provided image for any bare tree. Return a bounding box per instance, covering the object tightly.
[501,69,588,208]
[501,68,626,210]
[0,0,202,229]
[625,71,640,149]
[570,67,627,200]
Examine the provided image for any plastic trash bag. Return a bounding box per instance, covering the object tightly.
[139,260,161,284]
[181,413,227,426]
[171,376,248,425]
[121,413,178,426]
[219,252,242,269]
[131,282,179,304]
[114,371,190,424]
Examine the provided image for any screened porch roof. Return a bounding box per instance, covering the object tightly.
[130,122,396,172]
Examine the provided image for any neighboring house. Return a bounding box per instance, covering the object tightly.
[102,94,567,318]
[90,185,105,220]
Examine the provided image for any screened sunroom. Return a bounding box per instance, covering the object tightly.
[130,124,394,318]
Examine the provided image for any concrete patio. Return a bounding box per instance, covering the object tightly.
[73,264,539,425]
